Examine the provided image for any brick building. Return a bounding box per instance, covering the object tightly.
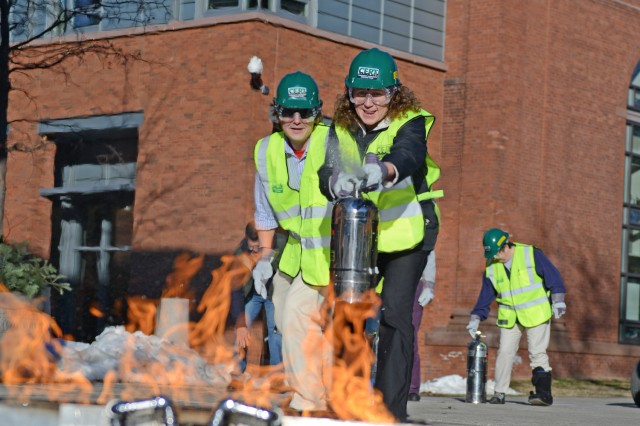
[4,0,640,381]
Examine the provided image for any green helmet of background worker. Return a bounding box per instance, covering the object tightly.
[274,71,323,109]
[483,228,510,259]
[345,48,400,89]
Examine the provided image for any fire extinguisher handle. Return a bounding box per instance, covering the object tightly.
[356,179,373,197]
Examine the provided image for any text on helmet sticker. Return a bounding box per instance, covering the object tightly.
[357,66,380,80]
[288,86,307,99]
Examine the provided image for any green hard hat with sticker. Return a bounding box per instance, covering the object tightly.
[483,228,509,259]
[345,48,400,89]
[274,71,322,109]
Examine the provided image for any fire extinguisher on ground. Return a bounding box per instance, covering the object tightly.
[466,331,488,404]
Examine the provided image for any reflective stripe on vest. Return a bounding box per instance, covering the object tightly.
[254,125,332,285]
[417,154,443,222]
[486,243,552,328]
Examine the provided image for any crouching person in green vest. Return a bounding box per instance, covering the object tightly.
[252,71,333,412]
[466,228,567,406]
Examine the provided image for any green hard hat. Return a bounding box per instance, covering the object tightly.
[345,48,400,89]
[483,228,509,259]
[274,71,322,109]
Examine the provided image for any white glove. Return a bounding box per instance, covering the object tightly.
[551,293,566,319]
[254,281,268,299]
[331,172,359,198]
[360,153,388,192]
[252,258,272,299]
[466,315,480,339]
[552,302,566,319]
[418,279,435,307]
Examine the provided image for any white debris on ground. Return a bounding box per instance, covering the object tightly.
[55,326,518,397]
[420,374,521,395]
[57,326,234,387]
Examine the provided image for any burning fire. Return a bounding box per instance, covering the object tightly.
[124,296,157,336]
[0,252,398,423]
[0,285,94,403]
[162,252,203,300]
[329,289,396,423]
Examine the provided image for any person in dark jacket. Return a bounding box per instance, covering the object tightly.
[318,47,442,422]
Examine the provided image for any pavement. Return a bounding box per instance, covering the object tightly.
[405,395,639,426]
[1,394,638,425]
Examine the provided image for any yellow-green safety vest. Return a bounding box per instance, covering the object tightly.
[486,243,552,328]
[335,109,442,253]
[254,125,332,286]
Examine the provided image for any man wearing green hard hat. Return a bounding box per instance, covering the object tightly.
[252,71,333,412]
[467,227,567,406]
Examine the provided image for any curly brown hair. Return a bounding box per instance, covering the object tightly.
[332,84,422,130]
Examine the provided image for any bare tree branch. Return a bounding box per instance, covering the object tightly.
[0,0,172,236]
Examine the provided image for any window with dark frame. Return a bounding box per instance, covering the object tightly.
[43,125,138,343]
[74,0,101,28]
[208,0,240,9]
[621,61,640,344]
[281,0,307,16]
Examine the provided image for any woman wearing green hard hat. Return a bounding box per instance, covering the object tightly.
[318,48,443,421]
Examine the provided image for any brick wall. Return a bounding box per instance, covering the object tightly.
[416,0,640,382]
[7,0,640,381]
[5,20,443,258]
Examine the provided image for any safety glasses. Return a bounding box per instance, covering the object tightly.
[349,87,397,106]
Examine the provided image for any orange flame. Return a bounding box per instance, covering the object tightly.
[0,285,94,404]
[0,253,399,423]
[329,289,396,423]
[99,252,252,405]
[190,253,252,347]
[124,296,158,335]
[89,303,105,318]
[162,252,203,300]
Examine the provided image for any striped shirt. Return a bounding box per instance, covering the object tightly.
[254,138,308,231]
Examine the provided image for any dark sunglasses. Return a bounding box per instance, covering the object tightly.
[279,108,316,119]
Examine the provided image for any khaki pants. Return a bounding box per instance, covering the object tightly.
[494,321,551,394]
[272,271,332,410]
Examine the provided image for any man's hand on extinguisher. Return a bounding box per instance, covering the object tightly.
[466,315,481,339]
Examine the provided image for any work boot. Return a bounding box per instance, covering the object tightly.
[528,367,553,406]
[488,392,506,404]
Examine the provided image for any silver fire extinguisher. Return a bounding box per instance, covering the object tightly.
[466,332,488,404]
[330,195,379,303]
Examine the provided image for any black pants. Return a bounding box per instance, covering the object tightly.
[374,246,430,420]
